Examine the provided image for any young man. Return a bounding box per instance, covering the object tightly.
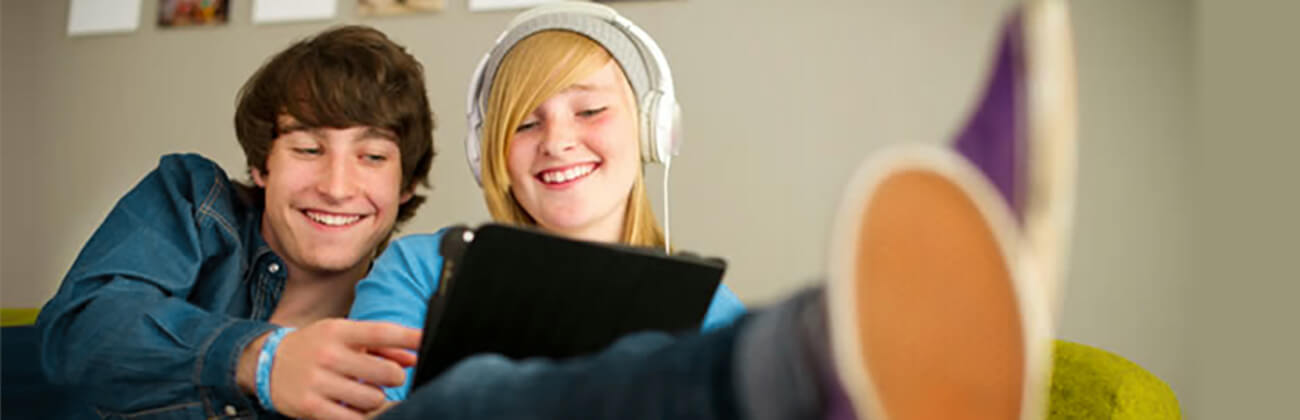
[37,26,435,420]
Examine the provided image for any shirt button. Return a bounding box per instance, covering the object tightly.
[224,405,238,416]
[268,263,280,274]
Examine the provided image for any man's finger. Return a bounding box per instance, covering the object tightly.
[324,348,407,388]
[318,372,389,413]
[368,347,418,367]
[338,321,422,350]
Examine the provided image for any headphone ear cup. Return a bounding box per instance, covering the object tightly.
[666,97,682,161]
[465,110,484,185]
[466,51,493,187]
[640,90,661,164]
[466,132,483,185]
[640,90,680,165]
[652,91,679,165]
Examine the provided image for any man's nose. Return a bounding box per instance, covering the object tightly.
[316,153,358,201]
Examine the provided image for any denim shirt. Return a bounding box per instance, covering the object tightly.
[37,154,288,420]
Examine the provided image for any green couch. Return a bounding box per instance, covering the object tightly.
[1049,340,1182,419]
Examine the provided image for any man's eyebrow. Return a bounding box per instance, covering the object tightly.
[361,127,398,141]
[277,120,311,134]
[277,120,396,142]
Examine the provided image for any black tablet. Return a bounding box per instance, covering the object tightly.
[410,224,726,389]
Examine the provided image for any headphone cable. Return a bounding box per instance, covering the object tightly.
[662,160,672,254]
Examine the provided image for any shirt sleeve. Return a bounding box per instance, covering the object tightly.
[701,283,748,331]
[349,229,448,401]
[36,154,275,418]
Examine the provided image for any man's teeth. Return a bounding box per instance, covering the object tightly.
[307,212,362,226]
[541,165,594,184]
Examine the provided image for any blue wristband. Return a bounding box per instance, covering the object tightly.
[256,327,295,413]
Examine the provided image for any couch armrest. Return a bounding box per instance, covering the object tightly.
[1049,339,1182,419]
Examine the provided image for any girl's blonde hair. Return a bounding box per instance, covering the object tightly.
[480,30,665,248]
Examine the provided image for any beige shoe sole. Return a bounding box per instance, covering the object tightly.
[1023,0,1079,325]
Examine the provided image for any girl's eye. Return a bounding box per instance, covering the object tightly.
[363,154,388,162]
[578,107,607,118]
[293,147,322,155]
[516,121,540,133]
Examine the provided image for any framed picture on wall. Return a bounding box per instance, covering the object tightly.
[158,0,229,28]
[468,0,566,12]
[252,0,336,24]
[67,0,143,36]
[358,0,444,17]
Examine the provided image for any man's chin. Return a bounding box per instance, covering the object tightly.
[300,254,370,276]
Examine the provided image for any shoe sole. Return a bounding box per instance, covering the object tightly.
[1021,0,1078,324]
[827,146,1052,420]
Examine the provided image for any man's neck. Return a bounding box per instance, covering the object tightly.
[269,263,367,328]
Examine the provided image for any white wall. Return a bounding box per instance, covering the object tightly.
[1062,0,1194,402]
[2,0,1206,414]
[1188,1,1300,418]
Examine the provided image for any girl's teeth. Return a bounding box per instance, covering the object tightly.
[542,164,594,184]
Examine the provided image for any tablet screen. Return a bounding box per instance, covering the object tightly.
[411,224,726,389]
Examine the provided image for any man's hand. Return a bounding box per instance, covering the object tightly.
[238,319,421,420]
[364,400,399,420]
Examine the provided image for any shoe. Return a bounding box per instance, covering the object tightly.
[826,145,1052,420]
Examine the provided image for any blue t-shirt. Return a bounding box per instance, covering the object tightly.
[349,228,747,400]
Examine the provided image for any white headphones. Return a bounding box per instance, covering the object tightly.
[465,2,682,185]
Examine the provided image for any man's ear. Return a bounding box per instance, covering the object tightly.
[251,167,268,188]
[400,188,415,204]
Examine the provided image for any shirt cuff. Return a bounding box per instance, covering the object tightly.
[198,318,278,415]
